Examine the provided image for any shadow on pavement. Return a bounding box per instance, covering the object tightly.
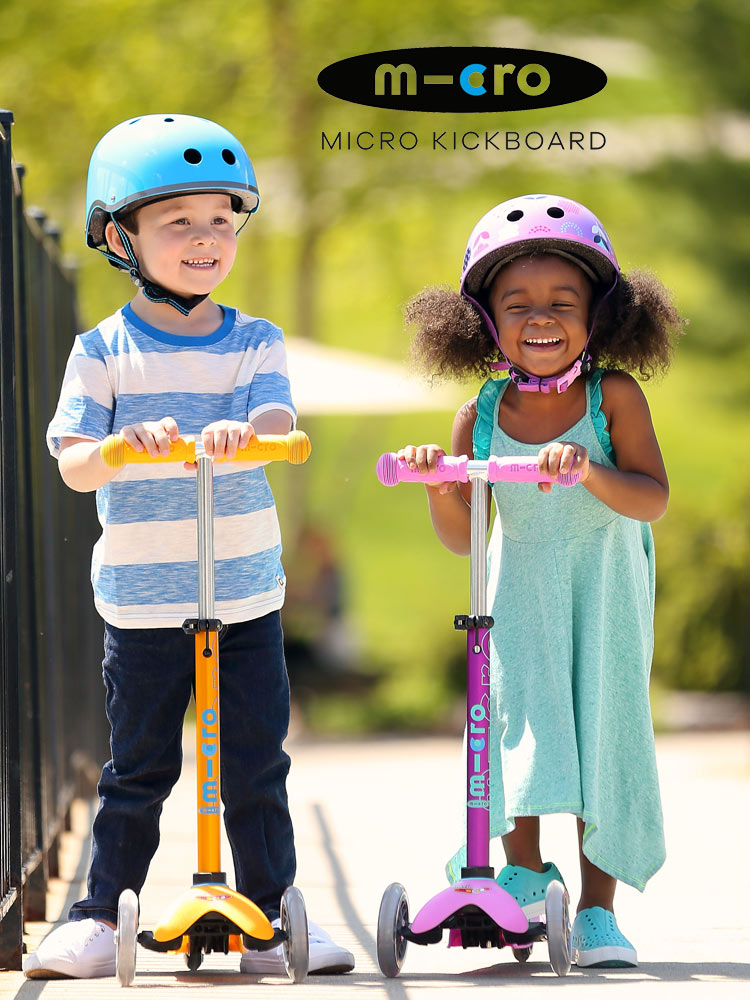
[349,961,750,984]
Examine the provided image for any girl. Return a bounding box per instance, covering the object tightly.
[398,194,684,968]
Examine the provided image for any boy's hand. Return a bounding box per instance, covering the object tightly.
[120,417,180,458]
[201,420,254,462]
[537,440,590,493]
[398,444,456,495]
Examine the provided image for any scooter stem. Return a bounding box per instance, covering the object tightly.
[470,477,488,618]
[464,474,491,873]
[195,455,222,875]
[197,456,215,619]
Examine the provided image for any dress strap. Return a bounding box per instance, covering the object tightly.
[474,372,615,462]
[589,369,615,464]
[473,377,508,460]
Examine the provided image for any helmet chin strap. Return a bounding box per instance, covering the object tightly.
[99,218,209,317]
[490,353,592,394]
[139,278,209,317]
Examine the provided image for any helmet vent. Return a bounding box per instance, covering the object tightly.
[547,207,565,218]
[221,148,237,165]
[183,148,202,164]
[507,210,524,222]
[164,117,175,122]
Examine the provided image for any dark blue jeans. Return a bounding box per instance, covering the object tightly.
[70,612,296,924]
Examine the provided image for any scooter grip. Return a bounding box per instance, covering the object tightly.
[376,453,468,487]
[100,435,196,467]
[488,456,580,486]
[101,431,312,467]
[230,430,311,465]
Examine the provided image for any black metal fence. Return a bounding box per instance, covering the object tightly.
[0,111,109,970]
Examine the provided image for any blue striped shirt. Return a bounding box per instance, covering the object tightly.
[47,304,296,628]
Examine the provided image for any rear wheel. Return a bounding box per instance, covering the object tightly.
[376,882,409,978]
[281,886,309,983]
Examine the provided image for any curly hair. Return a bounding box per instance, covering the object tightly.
[406,266,686,383]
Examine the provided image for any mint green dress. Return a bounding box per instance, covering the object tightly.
[446,371,665,891]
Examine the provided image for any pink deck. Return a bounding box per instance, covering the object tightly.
[410,879,528,937]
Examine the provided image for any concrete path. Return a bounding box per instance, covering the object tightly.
[2,728,749,998]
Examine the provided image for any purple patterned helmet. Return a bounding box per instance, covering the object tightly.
[460,194,619,336]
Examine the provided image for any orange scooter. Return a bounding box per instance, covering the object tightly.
[99,430,312,986]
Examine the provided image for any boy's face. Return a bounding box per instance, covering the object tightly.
[115,193,237,298]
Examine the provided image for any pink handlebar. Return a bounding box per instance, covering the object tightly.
[376,453,469,485]
[489,456,579,486]
[376,452,580,487]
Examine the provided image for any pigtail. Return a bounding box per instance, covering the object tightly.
[406,286,498,382]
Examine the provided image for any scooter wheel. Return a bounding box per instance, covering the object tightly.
[376,882,409,978]
[115,888,139,987]
[281,885,309,983]
[513,945,533,962]
[545,880,571,976]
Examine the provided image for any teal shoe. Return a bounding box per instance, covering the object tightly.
[572,907,637,968]
[496,862,565,918]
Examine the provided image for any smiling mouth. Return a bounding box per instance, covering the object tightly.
[182,258,217,268]
[524,337,561,347]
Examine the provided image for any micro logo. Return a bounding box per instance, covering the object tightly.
[318,47,606,113]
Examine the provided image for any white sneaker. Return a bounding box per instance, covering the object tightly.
[23,919,116,979]
[240,919,355,975]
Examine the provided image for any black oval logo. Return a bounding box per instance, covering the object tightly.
[318,47,606,113]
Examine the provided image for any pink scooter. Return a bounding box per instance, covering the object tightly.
[374,452,578,978]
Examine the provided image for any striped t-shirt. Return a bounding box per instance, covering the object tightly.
[46,303,296,628]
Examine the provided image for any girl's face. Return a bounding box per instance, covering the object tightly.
[487,254,592,377]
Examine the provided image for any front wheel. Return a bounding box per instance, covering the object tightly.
[545,880,571,976]
[281,886,309,983]
[376,882,409,978]
[115,889,139,987]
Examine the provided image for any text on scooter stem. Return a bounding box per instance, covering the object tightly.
[199,707,220,814]
[468,702,490,808]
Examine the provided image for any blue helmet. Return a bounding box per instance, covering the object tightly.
[85,113,259,248]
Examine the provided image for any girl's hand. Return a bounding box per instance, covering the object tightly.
[537,440,590,493]
[398,444,456,494]
[200,420,254,463]
[120,417,180,458]
[397,444,456,493]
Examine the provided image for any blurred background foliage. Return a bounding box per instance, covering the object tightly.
[2,0,748,730]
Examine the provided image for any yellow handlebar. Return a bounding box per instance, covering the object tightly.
[101,430,311,468]
[100,436,195,466]
[233,432,311,465]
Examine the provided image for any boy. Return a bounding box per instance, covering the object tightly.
[24,114,354,978]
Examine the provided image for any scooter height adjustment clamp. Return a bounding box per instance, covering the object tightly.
[454,614,494,630]
[182,617,224,635]
[182,618,224,657]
